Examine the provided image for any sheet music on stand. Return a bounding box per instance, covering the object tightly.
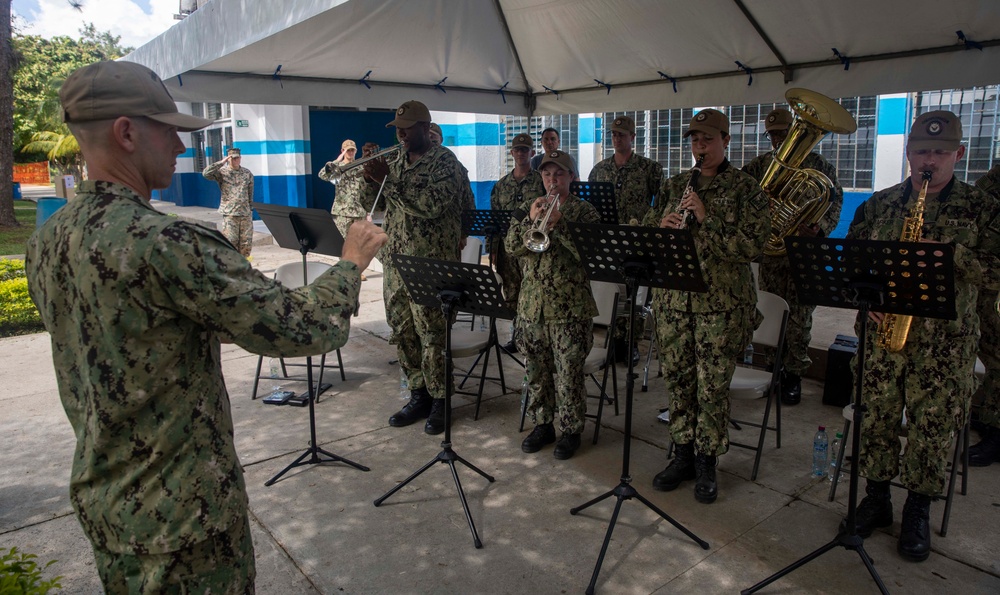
[571,181,618,225]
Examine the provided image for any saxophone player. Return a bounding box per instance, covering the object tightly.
[641,110,770,503]
[845,110,1000,562]
[743,108,844,405]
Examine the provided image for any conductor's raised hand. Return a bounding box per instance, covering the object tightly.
[341,220,387,273]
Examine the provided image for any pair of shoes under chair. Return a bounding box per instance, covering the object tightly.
[651,443,717,503]
[521,423,581,459]
[388,389,448,435]
[844,480,931,562]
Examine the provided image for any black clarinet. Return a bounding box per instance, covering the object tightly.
[677,155,705,229]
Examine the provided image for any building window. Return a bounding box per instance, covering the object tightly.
[191,131,206,171]
[502,115,579,173]
[914,85,1000,184]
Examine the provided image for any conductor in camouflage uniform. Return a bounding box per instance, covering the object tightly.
[507,150,600,460]
[203,147,255,258]
[589,115,664,363]
[846,111,1000,562]
[742,108,844,405]
[490,132,545,351]
[643,109,770,504]
[364,100,471,436]
[970,163,1000,465]
[24,61,386,593]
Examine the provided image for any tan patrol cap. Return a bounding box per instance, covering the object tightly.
[538,150,575,174]
[764,108,794,132]
[511,133,533,149]
[684,109,729,138]
[342,139,357,150]
[610,115,636,135]
[59,61,213,132]
[387,100,431,128]
[908,110,963,151]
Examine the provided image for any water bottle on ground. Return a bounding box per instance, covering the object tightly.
[829,431,843,482]
[400,369,409,399]
[269,358,280,379]
[812,425,829,478]
[743,343,754,365]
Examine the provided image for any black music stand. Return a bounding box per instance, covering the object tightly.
[571,181,618,225]
[742,237,955,595]
[566,222,710,594]
[373,255,509,548]
[253,203,370,486]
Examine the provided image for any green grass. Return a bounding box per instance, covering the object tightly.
[0,201,38,256]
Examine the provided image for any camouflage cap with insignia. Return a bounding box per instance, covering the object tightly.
[908,110,962,151]
[342,139,356,150]
[511,133,533,149]
[60,61,213,132]
[538,150,575,174]
[387,100,432,128]
[610,115,636,135]
[684,109,729,138]
[764,108,794,132]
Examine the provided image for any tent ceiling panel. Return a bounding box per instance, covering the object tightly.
[125,0,1000,116]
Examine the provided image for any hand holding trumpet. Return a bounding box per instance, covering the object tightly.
[530,194,562,230]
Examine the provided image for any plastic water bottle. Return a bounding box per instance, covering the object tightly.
[269,358,280,379]
[812,425,829,478]
[520,375,529,410]
[400,369,409,399]
[743,343,754,365]
[829,431,843,482]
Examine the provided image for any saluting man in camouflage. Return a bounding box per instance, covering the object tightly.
[589,115,664,364]
[203,147,255,258]
[970,162,1000,466]
[742,108,844,405]
[507,150,601,460]
[642,109,770,504]
[491,132,545,352]
[846,111,1000,562]
[24,61,386,593]
[363,100,471,436]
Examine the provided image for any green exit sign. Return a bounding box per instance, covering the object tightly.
[236,120,249,127]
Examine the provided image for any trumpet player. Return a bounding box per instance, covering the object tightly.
[363,100,471,436]
[641,109,770,504]
[506,150,601,460]
[845,111,1000,562]
[743,108,844,405]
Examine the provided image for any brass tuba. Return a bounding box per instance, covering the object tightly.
[761,88,858,256]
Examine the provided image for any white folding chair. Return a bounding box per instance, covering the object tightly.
[451,317,508,421]
[584,280,620,444]
[457,238,484,329]
[729,291,789,481]
[250,261,346,400]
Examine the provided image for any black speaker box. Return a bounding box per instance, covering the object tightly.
[823,334,858,408]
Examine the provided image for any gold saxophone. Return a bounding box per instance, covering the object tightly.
[875,170,932,352]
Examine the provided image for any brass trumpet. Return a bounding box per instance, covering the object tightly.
[523,194,561,253]
[326,143,403,182]
[677,155,705,229]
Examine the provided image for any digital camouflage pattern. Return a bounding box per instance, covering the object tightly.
[506,195,601,434]
[25,181,363,556]
[362,145,469,397]
[744,151,844,375]
[975,164,1000,429]
[319,163,377,239]
[588,151,663,222]
[490,169,544,309]
[203,161,255,256]
[643,160,769,455]
[847,177,1000,495]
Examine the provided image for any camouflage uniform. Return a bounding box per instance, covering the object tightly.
[642,161,770,455]
[362,145,468,399]
[318,163,377,240]
[847,177,1000,495]
[489,169,545,310]
[975,165,1000,431]
[25,181,362,589]
[743,151,844,376]
[506,195,600,434]
[588,151,663,223]
[203,160,255,257]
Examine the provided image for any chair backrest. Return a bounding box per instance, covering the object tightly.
[590,281,619,328]
[461,237,483,264]
[752,291,789,350]
[274,261,334,289]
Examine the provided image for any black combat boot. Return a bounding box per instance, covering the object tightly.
[781,371,802,406]
[424,398,448,435]
[898,491,932,562]
[694,453,718,504]
[844,479,893,537]
[554,432,582,460]
[652,442,696,491]
[388,387,432,427]
[521,423,556,453]
[969,426,1000,466]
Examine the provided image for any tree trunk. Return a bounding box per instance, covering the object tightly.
[0,0,17,227]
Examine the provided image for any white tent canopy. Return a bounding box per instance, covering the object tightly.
[126,0,1000,116]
